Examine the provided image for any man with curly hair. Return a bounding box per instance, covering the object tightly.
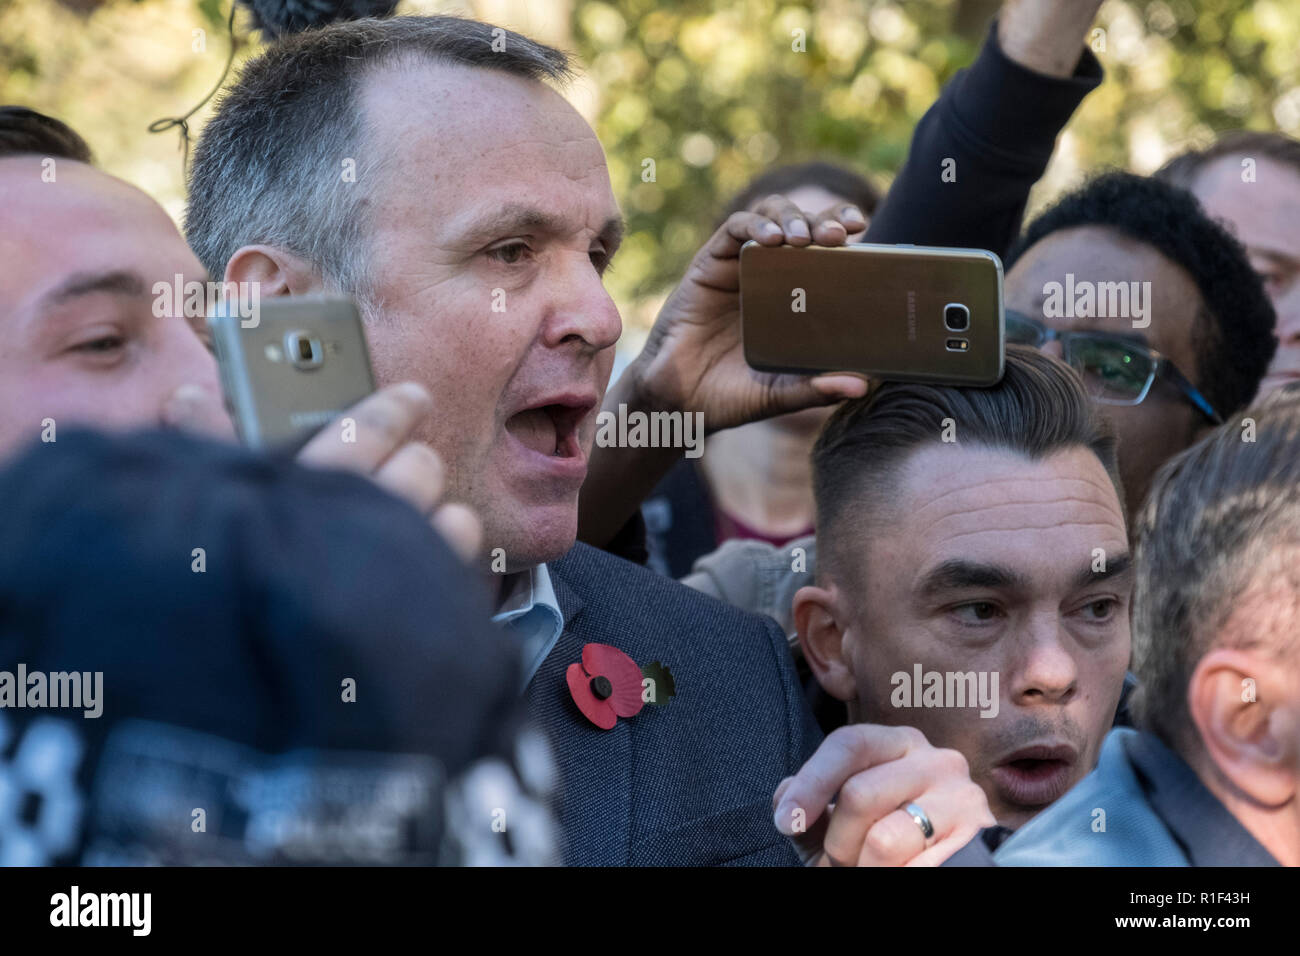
[1003,171,1276,516]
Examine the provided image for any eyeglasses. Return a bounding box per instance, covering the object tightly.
[1005,310,1223,425]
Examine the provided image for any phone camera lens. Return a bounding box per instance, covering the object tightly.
[285,331,324,369]
[944,304,970,332]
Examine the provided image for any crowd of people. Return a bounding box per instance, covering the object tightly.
[0,0,1297,868]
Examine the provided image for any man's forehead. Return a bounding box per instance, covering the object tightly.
[1009,227,1169,292]
[889,444,1126,555]
[357,61,616,233]
[1197,153,1300,205]
[1007,225,1201,344]
[1195,155,1300,254]
[359,60,606,174]
[0,161,199,306]
[0,159,180,243]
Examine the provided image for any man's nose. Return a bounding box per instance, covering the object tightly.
[1273,284,1300,343]
[1012,619,1079,706]
[160,323,235,437]
[541,253,622,352]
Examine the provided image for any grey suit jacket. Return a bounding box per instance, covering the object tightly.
[532,543,822,865]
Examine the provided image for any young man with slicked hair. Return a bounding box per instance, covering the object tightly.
[794,348,1133,835]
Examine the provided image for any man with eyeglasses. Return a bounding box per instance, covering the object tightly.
[1002,171,1275,516]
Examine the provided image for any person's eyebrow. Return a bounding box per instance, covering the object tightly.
[1072,551,1132,589]
[38,270,149,309]
[452,202,625,250]
[915,559,1031,599]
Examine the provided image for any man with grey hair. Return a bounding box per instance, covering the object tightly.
[186,15,993,866]
[995,386,1300,866]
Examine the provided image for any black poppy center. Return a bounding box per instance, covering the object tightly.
[590,675,613,700]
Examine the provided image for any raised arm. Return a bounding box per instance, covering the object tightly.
[866,0,1105,255]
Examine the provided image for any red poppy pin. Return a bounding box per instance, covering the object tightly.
[567,643,674,730]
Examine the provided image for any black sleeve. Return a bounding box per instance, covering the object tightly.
[865,19,1103,258]
[603,507,651,566]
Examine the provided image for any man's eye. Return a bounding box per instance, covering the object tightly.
[72,336,126,354]
[488,242,531,265]
[590,248,612,275]
[952,602,1001,624]
[1080,598,1118,621]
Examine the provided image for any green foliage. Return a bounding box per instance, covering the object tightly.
[1,0,1295,327]
[576,0,1300,319]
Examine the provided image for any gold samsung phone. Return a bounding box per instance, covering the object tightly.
[208,295,376,451]
[740,241,1005,386]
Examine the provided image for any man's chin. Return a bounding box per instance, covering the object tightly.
[481,502,579,572]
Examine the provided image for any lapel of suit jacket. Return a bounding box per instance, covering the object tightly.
[525,567,636,865]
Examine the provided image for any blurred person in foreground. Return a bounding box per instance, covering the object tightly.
[0,428,554,866]
[995,385,1300,866]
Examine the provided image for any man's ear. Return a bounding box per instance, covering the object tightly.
[1189,647,1296,808]
[793,584,856,702]
[223,244,324,298]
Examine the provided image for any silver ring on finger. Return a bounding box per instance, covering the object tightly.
[904,802,935,842]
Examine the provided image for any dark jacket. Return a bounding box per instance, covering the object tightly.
[534,542,822,865]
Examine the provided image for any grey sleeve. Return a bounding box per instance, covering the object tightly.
[680,534,818,640]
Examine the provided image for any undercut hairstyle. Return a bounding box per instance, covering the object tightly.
[1006,171,1276,420]
[0,106,93,163]
[185,15,574,317]
[1156,130,1300,191]
[719,160,882,227]
[1130,385,1300,753]
[811,346,1123,594]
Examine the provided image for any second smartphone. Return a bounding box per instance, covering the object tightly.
[740,241,1005,386]
[207,295,377,452]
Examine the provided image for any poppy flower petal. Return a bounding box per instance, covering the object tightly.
[608,677,645,719]
[582,643,645,717]
[567,661,617,730]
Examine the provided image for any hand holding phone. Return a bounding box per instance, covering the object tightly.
[208,295,377,452]
[207,295,481,560]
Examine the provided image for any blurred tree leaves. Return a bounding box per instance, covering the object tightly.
[576,0,1300,314]
[1,0,1296,327]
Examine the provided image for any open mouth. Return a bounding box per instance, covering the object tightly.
[1003,757,1070,778]
[991,744,1078,808]
[505,401,591,460]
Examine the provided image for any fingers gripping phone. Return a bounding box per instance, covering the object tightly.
[740,242,1005,386]
[208,295,376,451]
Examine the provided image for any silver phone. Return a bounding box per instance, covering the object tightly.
[207,295,376,451]
[740,241,1005,386]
